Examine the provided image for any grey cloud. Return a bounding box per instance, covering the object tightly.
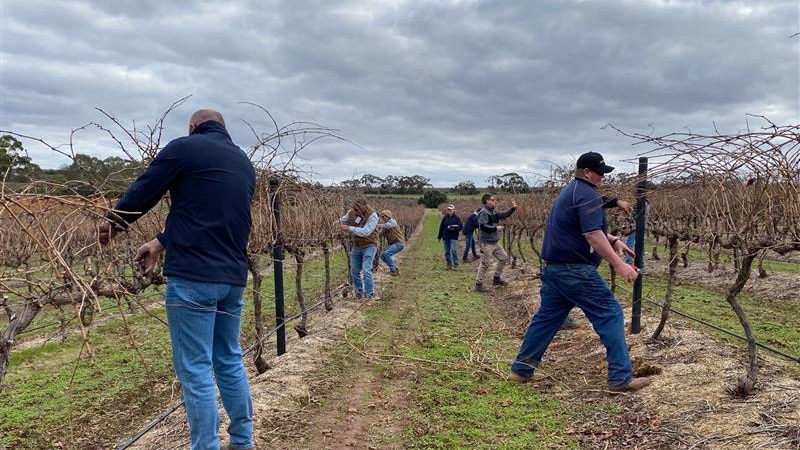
[1,0,797,186]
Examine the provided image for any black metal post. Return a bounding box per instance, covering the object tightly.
[269,178,286,355]
[631,157,648,334]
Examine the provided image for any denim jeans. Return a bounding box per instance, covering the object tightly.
[443,239,458,267]
[462,232,478,259]
[380,242,404,273]
[624,231,636,264]
[511,264,633,387]
[165,276,254,450]
[350,245,377,298]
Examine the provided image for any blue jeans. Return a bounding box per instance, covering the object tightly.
[624,231,636,264]
[443,239,458,267]
[462,232,478,259]
[380,242,404,273]
[350,245,377,298]
[511,264,633,387]
[165,276,254,450]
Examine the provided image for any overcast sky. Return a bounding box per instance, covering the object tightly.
[1,0,798,187]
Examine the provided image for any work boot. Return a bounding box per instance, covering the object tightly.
[492,276,508,286]
[560,316,580,330]
[608,377,650,393]
[474,283,489,293]
[508,371,547,383]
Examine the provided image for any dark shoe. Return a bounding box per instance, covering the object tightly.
[475,283,489,293]
[492,276,508,286]
[447,264,452,270]
[608,377,650,393]
[221,444,255,450]
[560,317,580,330]
[453,264,459,269]
[508,371,547,383]
[462,256,469,263]
[390,269,399,276]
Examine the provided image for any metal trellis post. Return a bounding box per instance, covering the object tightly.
[631,157,648,334]
[270,178,286,355]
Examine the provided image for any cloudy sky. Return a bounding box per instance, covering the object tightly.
[1,0,798,187]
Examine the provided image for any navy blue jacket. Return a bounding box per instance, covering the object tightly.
[112,121,256,286]
[437,213,462,241]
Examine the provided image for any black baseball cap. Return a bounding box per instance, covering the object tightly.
[576,152,615,174]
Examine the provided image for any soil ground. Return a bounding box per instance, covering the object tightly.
[125,235,800,450]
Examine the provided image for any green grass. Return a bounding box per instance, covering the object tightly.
[515,235,800,364]
[629,271,800,359]
[349,212,578,449]
[0,249,352,450]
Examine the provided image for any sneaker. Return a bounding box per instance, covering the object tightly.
[508,371,547,383]
[608,377,650,393]
[474,283,489,293]
[492,277,508,286]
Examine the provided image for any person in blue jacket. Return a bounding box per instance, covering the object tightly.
[437,204,462,269]
[461,208,481,262]
[98,109,256,450]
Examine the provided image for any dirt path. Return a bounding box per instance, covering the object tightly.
[124,232,800,450]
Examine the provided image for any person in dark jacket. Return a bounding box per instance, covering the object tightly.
[98,109,256,450]
[475,193,517,292]
[437,204,463,269]
[461,208,481,262]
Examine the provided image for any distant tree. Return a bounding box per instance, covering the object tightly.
[487,172,530,193]
[451,180,479,195]
[420,189,447,208]
[338,179,362,190]
[359,173,384,193]
[399,175,432,194]
[0,134,41,183]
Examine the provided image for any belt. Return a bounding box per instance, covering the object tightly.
[541,261,585,267]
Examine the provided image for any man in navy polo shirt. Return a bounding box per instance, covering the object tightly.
[509,152,650,392]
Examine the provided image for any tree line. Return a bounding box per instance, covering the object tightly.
[1,134,145,196]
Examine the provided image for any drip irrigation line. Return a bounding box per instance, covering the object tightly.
[615,283,800,364]
[113,400,185,450]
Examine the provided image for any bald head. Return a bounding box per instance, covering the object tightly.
[189,109,225,134]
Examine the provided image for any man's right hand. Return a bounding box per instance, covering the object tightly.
[134,238,165,274]
[98,221,117,246]
[615,263,639,283]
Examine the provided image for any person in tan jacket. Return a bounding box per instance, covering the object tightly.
[377,209,405,276]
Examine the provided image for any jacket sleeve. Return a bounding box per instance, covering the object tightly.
[497,206,517,220]
[110,141,183,229]
[601,196,618,209]
[437,218,445,239]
